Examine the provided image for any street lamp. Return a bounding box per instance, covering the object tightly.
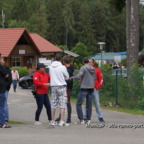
[98,42,105,66]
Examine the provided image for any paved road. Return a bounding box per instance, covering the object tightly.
[0,87,144,144]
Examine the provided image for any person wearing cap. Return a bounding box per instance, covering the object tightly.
[33,63,52,125]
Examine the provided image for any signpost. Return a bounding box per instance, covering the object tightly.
[114,56,121,63]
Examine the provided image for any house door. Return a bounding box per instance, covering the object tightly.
[23,56,34,68]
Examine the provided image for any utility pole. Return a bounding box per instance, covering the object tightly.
[2,10,5,28]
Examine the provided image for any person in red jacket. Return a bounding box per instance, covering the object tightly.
[33,63,51,125]
[89,59,105,123]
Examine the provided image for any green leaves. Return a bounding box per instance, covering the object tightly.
[71,42,91,67]
[0,0,143,55]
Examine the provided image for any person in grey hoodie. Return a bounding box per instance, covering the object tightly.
[49,54,69,127]
[71,57,95,124]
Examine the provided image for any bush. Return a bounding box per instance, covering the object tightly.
[72,80,80,98]
[15,67,29,78]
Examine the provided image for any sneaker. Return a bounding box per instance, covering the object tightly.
[75,120,85,124]
[98,118,105,123]
[66,119,71,123]
[65,123,70,126]
[50,120,57,126]
[0,124,11,128]
[34,121,42,125]
[85,120,91,125]
[59,121,69,127]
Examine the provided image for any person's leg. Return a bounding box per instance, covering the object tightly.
[51,87,58,121]
[58,86,67,121]
[35,94,44,121]
[66,89,72,123]
[0,93,6,126]
[93,90,103,119]
[4,91,9,121]
[86,90,93,120]
[76,90,87,121]
[60,108,65,121]
[12,80,15,91]
[15,80,17,91]
[43,94,52,121]
[13,80,17,92]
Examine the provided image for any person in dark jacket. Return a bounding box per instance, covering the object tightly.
[33,63,52,125]
[63,56,74,123]
[0,56,11,128]
[0,57,12,122]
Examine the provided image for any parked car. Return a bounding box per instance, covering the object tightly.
[19,75,33,89]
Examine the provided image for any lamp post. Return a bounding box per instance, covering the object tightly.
[98,42,105,66]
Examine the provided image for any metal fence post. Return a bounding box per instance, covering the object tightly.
[115,69,118,105]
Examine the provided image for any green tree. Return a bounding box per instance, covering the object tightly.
[11,0,30,21]
[139,4,144,50]
[8,19,30,28]
[71,42,91,67]
[29,0,49,38]
[46,0,64,44]
[62,0,75,48]
[77,0,95,52]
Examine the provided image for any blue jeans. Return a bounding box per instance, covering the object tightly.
[4,91,9,121]
[35,94,51,121]
[0,92,6,125]
[76,89,93,121]
[12,80,17,91]
[92,90,103,118]
[83,90,103,119]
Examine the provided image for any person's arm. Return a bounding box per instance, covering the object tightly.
[0,65,8,78]
[62,66,69,80]
[33,73,44,86]
[33,73,50,87]
[96,69,103,89]
[71,66,85,80]
[16,71,19,80]
[43,74,50,86]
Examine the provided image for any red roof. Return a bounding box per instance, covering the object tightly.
[29,33,62,53]
[0,28,26,56]
[0,28,62,57]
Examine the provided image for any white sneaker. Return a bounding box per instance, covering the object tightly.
[34,121,42,125]
[65,123,70,126]
[86,120,91,125]
[59,121,69,127]
[50,120,57,126]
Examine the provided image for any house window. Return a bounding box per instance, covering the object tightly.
[12,57,21,67]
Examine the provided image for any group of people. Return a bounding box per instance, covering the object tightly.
[0,53,105,128]
[0,55,19,128]
[33,54,105,127]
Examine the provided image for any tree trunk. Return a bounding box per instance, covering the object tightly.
[126,0,140,78]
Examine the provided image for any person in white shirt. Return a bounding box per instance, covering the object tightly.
[11,68,19,92]
[49,54,69,126]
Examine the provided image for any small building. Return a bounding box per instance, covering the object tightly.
[91,52,126,65]
[0,28,62,68]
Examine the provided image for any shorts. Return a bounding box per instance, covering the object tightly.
[51,86,67,109]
